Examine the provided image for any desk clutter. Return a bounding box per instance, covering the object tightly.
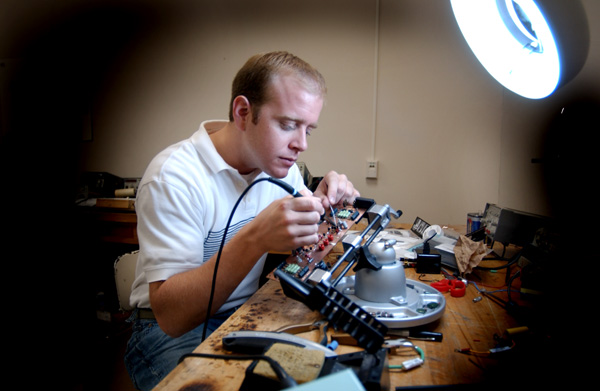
[166,197,556,390]
[174,272,540,391]
[74,170,558,389]
[129,177,556,390]
[75,171,140,210]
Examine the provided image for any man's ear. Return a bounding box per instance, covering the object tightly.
[232,96,252,130]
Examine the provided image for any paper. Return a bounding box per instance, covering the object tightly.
[454,235,489,274]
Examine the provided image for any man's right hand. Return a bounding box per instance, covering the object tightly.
[250,195,324,253]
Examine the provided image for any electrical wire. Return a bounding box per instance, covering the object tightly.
[178,352,298,388]
[475,249,522,271]
[417,274,438,282]
[454,340,515,357]
[388,345,425,371]
[202,177,300,341]
[481,242,508,260]
[470,278,522,310]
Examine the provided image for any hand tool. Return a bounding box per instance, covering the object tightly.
[333,329,442,346]
[222,330,338,358]
[275,319,329,346]
[386,329,443,342]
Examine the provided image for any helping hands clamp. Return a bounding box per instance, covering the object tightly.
[327,203,402,286]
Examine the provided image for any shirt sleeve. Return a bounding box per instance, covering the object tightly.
[135,179,206,283]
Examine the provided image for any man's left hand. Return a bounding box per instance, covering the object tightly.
[308,171,360,209]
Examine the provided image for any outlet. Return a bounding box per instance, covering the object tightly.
[366,160,378,179]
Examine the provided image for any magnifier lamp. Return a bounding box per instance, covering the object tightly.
[450,0,589,99]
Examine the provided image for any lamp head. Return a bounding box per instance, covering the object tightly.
[450,0,590,99]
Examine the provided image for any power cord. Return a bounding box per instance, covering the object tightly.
[202,177,302,341]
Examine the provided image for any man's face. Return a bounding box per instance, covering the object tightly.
[243,74,324,178]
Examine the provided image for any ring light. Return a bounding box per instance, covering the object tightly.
[450,0,589,99]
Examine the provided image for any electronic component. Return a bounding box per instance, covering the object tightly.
[482,203,554,247]
[267,205,365,283]
[415,251,442,274]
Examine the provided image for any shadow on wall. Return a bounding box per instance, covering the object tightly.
[1,5,163,388]
[536,94,600,224]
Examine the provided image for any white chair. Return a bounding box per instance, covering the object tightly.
[114,250,139,312]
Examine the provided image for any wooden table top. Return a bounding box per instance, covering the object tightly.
[152,232,539,390]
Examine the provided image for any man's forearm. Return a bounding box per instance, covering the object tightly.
[149,224,267,337]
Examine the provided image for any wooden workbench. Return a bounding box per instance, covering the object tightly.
[152,230,560,390]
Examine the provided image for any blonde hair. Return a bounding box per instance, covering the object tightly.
[229,51,327,123]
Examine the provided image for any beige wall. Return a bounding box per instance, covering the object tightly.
[3,0,599,225]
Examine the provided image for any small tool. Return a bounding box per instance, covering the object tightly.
[275,319,329,346]
[382,338,417,350]
[386,329,443,342]
[222,330,337,358]
[333,329,442,346]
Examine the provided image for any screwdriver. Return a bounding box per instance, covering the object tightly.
[386,329,443,342]
[332,329,443,345]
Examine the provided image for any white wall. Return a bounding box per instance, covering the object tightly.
[3,0,599,225]
[373,0,504,225]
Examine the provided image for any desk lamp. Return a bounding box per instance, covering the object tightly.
[450,0,589,99]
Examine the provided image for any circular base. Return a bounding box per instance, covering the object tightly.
[337,276,446,329]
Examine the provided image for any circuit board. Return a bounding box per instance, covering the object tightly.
[267,206,366,283]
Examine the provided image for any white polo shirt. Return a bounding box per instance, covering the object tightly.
[129,120,306,313]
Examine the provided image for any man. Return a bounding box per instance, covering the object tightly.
[125,51,359,390]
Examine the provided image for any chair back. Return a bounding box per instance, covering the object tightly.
[114,251,139,311]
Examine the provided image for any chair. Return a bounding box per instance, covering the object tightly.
[114,250,139,312]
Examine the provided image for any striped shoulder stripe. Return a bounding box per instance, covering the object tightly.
[203,217,255,261]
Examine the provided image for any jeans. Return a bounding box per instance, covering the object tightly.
[124,308,237,391]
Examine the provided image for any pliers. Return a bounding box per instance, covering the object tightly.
[275,319,329,347]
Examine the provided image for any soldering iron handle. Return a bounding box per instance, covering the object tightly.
[268,177,302,197]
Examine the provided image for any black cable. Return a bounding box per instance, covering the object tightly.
[481,242,509,261]
[202,177,301,341]
[474,249,522,271]
[505,269,521,305]
[178,352,298,388]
